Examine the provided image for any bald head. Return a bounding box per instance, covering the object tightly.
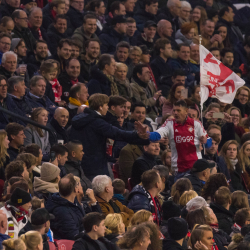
[157,19,173,38]
[54,107,69,127]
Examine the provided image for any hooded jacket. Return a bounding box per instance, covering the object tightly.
[33,177,59,194]
[46,192,85,240]
[69,108,148,179]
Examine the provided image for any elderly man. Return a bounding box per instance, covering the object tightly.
[92,175,134,227]
[58,58,85,103]
[0,33,11,64]
[0,51,17,79]
[47,107,69,146]
[11,10,36,52]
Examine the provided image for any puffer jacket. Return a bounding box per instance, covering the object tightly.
[175,29,193,45]
[45,192,85,240]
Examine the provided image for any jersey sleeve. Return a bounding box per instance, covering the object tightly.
[194,120,207,138]
[154,119,172,139]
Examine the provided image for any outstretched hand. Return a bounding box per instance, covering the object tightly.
[134,121,149,139]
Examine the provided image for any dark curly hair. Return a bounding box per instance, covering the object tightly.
[201,173,228,202]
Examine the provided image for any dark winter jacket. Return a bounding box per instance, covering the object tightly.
[131,152,160,187]
[42,7,54,30]
[60,159,92,193]
[233,98,250,118]
[0,3,15,18]
[69,108,149,180]
[27,55,44,79]
[184,173,204,195]
[72,233,119,250]
[7,146,19,161]
[212,227,230,250]
[66,6,84,30]
[134,9,158,32]
[12,26,37,53]
[210,202,234,236]
[162,238,185,250]
[46,192,85,240]
[29,26,49,46]
[0,66,15,80]
[87,67,112,96]
[104,110,121,128]
[99,28,129,54]
[233,42,248,68]
[80,56,97,82]
[10,94,33,115]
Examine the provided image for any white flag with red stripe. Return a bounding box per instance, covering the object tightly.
[199,44,245,110]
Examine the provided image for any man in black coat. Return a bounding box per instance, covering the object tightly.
[72,213,118,250]
[0,0,19,18]
[47,107,69,147]
[184,159,216,195]
[210,186,234,236]
[66,0,84,30]
[131,142,160,187]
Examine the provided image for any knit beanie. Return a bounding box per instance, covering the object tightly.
[10,38,21,51]
[168,217,188,241]
[40,163,60,182]
[162,200,181,221]
[9,187,31,206]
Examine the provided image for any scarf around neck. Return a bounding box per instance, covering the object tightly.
[5,203,28,222]
[106,74,119,95]
[230,159,238,170]
[68,97,89,107]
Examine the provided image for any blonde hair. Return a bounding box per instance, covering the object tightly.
[227,106,242,125]
[179,190,198,207]
[129,210,152,228]
[73,175,80,184]
[20,231,42,250]
[104,213,123,235]
[240,141,250,171]
[129,46,142,55]
[2,238,26,250]
[231,191,249,209]
[116,62,128,71]
[0,129,8,167]
[235,86,250,100]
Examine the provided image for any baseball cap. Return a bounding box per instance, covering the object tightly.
[144,20,157,28]
[31,208,55,226]
[191,159,215,173]
[111,15,127,26]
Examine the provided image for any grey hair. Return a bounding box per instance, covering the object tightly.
[29,7,42,17]
[186,196,209,212]
[7,76,24,94]
[92,175,111,195]
[2,51,17,64]
[181,1,191,10]
[167,0,178,8]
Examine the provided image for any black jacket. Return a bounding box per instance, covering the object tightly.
[131,152,160,187]
[60,159,92,193]
[136,34,154,51]
[29,26,49,47]
[162,238,185,250]
[233,98,250,118]
[66,6,84,30]
[210,202,234,236]
[184,173,204,195]
[10,95,33,115]
[72,233,118,250]
[7,146,19,161]
[80,57,97,82]
[27,55,44,79]
[0,66,14,80]
[69,108,148,180]
[134,9,158,32]
[42,6,54,30]
[104,111,121,128]
[0,3,16,18]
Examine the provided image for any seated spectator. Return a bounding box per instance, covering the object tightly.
[114,63,133,98]
[178,0,191,25]
[210,47,221,61]
[46,174,85,240]
[11,10,36,53]
[136,21,157,51]
[0,33,11,64]
[26,76,56,118]
[50,144,68,169]
[0,0,20,19]
[67,83,89,125]
[233,86,250,119]
[72,212,117,250]
[5,123,25,161]
[42,0,66,30]
[179,190,198,208]
[92,175,134,227]
[128,170,162,225]
[58,58,85,103]
[188,106,199,121]
[22,0,37,15]
[234,37,250,68]
[2,238,26,250]
[99,15,129,54]
[27,40,48,79]
[47,14,68,54]
[231,208,250,237]
[20,231,43,250]
[190,43,200,70]
[210,186,234,235]
[24,107,51,154]
[72,14,98,52]
[80,38,100,82]
[0,210,9,245]
[114,41,130,65]
[201,173,229,204]
[1,187,31,239]
[33,162,60,200]
[175,22,196,45]
[126,18,138,46]
[162,217,188,250]
[131,64,158,120]
[131,142,160,186]
[112,179,127,205]
[47,107,69,146]
[0,17,14,36]
[184,159,215,195]
[221,48,234,69]
[134,0,158,32]
[0,51,17,80]
[104,214,125,243]
[129,209,153,228]
[62,141,91,192]
[66,0,84,30]
[230,191,249,215]
[28,8,49,45]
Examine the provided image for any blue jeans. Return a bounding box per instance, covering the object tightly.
[174,170,191,182]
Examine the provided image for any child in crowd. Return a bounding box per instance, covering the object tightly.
[112,179,128,205]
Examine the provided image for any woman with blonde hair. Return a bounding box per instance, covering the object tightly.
[179,190,198,207]
[190,6,207,34]
[20,231,43,250]
[129,210,153,228]
[104,213,125,243]
[239,141,250,174]
[24,108,50,154]
[2,238,26,250]
[230,190,249,215]
[0,129,9,180]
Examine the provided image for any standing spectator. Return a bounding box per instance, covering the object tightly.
[50,144,68,169]
[99,15,129,54]
[11,10,36,53]
[0,17,14,35]
[92,175,134,227]
[46,174,85,240]
[72,14,98,52]
[0,33,11,64]
[5,123,25,161]
[1,187,31,239]
[66,0,84,30]
[0,0,20,18]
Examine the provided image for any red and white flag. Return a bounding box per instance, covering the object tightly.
[200,44,245,109]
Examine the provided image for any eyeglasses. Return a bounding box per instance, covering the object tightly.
[239,93,248,98]
[0,41,11,46]
[17,17,28,21]
[0,84,8,88]
[231,114,239,117]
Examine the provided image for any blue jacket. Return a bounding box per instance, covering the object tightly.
[69,108,148,180]
[45,193,85,240]
[0,234,10,249]
[99,28,129,54]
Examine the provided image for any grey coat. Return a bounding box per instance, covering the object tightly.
[175,29,193,45]
[24,127,51,154]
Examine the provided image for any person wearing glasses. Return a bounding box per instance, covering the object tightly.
[11,9,36,53]
[0,33,11,64]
